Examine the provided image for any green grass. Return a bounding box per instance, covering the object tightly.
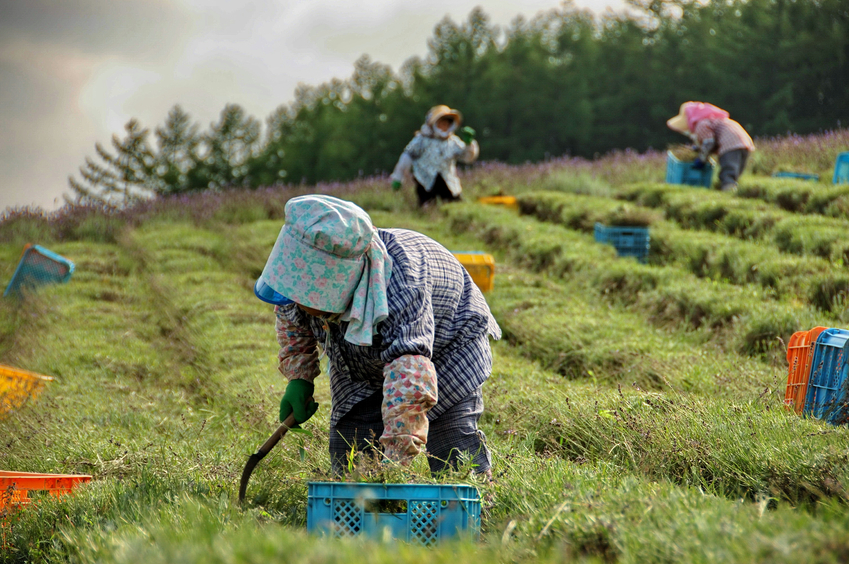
[618,182,849,263]
[3,159,849,562]
[517,190,849,313]
[443,203,826,356]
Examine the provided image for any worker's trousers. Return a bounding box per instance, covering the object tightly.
[718,148,750,190]
[328,385,491,475]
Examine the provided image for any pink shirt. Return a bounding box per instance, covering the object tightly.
[693,118,755,155]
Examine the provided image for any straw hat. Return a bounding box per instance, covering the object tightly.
[425,105,462,128]
[666,103,690,134]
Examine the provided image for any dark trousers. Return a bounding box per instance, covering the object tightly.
[328,387,491,475]
[415,174,462,207]
[718,149,750,190]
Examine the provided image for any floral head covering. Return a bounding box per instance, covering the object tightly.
[258,195,392,346]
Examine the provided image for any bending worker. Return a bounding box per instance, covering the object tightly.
[667,101,755,192]
[254,194,500,476]
[390,105,479,206]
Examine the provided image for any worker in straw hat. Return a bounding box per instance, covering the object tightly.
[254,194,500,477]
[667,101,755,192]
[390,105,479,206]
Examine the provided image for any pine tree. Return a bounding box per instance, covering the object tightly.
[68,119,157,207]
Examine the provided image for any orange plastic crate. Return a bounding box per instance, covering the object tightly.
[785,327,827,414]
[0,471,91,510]
[0,364,53,415]
[477,196,518,210]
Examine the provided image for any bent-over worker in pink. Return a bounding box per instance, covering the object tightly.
[667,101,755,192]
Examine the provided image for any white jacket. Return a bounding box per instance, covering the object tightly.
[391,129,479,197]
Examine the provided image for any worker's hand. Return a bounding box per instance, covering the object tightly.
[279,379,318,427]
[458,126,476,144]
[692,157,706,170]
[391,180,402,191]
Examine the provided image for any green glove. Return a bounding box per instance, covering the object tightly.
[391,180,402,191]
[279,379,318,426]
[458,126,476,144]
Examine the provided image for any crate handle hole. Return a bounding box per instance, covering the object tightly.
[365,499,407,514]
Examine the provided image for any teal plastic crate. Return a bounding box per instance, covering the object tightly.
[804,328,849,425]
[772,171,819,181]
[307,482,481,545]
[665,151,713,187]
[594,223,650,263]
[4,244,75,298]
[833,152,849,184]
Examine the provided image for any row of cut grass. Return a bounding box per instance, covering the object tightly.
[517,190,849,314]
[737,175,849,219]
[383,209,849,506]
[617,182,849,264]
[2,205,849,563]
[443,203,826,356]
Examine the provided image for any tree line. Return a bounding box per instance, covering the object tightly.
[70,0,849,205]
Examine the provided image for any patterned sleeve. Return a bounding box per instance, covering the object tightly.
[380,354,438,464]
[274,304,321,382]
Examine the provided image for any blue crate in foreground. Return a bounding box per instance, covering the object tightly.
[834,152,849,184]
[594,223,650,263]
[804,328,849,425]
[4,244,75,298]
[307,482,481,545]
[665,150,713,187]
[772,171,820,181]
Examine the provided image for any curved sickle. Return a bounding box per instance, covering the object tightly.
[238,398,311,505]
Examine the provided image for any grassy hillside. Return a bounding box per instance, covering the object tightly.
[2,134,849,562]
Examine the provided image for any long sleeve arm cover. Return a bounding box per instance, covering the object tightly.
[380,354,438,464]
[275,305,321,382]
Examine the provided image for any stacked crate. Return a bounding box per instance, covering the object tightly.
[785,327,849,425]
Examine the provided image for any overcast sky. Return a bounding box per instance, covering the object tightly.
[0,0,624,212]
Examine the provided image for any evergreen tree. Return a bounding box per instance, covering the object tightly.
[69,119,157,207]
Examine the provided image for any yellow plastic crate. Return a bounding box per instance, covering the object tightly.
[451,251,495,293]
[477,196,518,210]
[0,364,53,415]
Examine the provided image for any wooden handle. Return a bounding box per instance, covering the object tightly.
[238,396,314,505]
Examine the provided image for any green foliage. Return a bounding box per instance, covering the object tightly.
[69,105,263,206]
[68,2,849,205]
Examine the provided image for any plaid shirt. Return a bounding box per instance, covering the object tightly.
[693,118,755,156]
[276,228,501,426]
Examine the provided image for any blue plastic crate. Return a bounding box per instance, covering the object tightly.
[665,151,714,188]
[804,328,849,425]
[772,171,819,181]
[594,223,650,263]
[307,482,481,545]
[833,152,849,184]
[4,244,75,298]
